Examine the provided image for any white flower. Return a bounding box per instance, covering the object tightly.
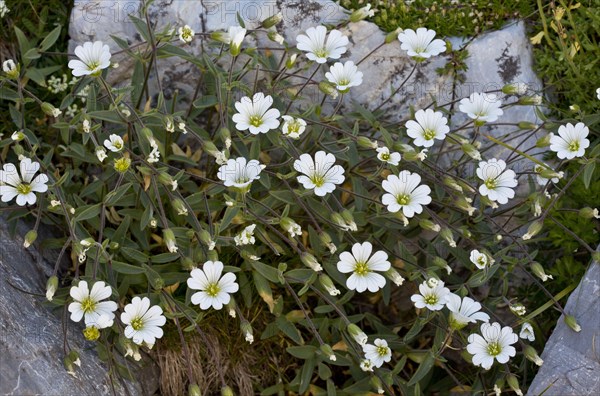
[82,119,91,133]
[11,131,24,141]
[470,249,494,269]
[467,322,518,370]
[476,159,518,205]
[0,0,10,18]
[215,151,228,165]
[87,314,114,330]
[597,88,600,100]
[549,122,590,159]
[405,109,450,147]
[68,280,118,326]
[381,170,432,217]
[232,93,280,134]
[217,157,262,190]
[534,164,562,185]
[294,151,345,196]
[283,220,302,238]
[350,4,376,22]
[281,116,307,139]
[225,26,247,55]
[244,330,254,344]
[178,25,195,43]
[519,322,535,341]
[121,296,166,346]
[234,224,256,246]
[296,26,348,64]
[362,338,392,368]
[376,147,401,166]
[68,41,112,77]
[187,261,239,310]
[446,293,490,330]
[410,279,450,311]
[325,61,363,92]
[103,134,124,152]
[337,242,391,293]
[0,158,49,206]
[459,93,504,124]
[397,28,446,59]
[2,59,16,74]
[510,303,527,316]
[360,359,374,372]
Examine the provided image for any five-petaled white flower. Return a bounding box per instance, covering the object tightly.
[337,242,391,293]
[234,224,256,246]
[225,25,246,48]
[476,159,518,205]
[398,28,446,59]
[296,26,348,64]
[68,41,112,77]
[406,109,450,147]
[362,338,392,368]
[217,157,263,191]
[103,134,124,152]
[519,322,535,341]
[446,293,490,330]
[534,163,562,186]
[549,122,590,159]
[281,116,307,139]
[187,261,239,310]
[294,151,345,196]
[68,280,118,325]
[411,279,450,311]
[232,93,280,134]
[459,93,503,124]
[121,296,167,346]
[381,170,431,217]
[376,146,401,166]
[470,249,494,269]
[178,25,195,43]
[325,61,363,92]
[467,322,518,370]
[0,158,49,206]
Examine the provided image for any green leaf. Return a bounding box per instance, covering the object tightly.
[407,351,435,386]
[299,358,315,394]
[276,316,303,345]
[74,204,102,222]
[23,48,41,60]
[251,261,280,283]
[582,162,596,189]
[14,27,32,66]
[192,95,218,109]
[286,345,317,359]
[39,26,62,51]
[120,247,149,264]
[104,183,132,206]
[112,261,146,274]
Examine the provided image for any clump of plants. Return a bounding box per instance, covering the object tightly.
[1,1,598,394]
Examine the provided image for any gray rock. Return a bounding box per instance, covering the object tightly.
[527,255,600,396]
[0,218,159,396]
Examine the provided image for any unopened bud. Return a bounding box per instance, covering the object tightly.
[440,228,456,247]
[286,54,298,69]
[267,30,284,45]
[518,95,542,106]
[385,28,403,44]
[188,384,202,396]
[518,121,537,130]
[347,323,368,345]
[502,82,528,95]
[443,176,463,192]
[522,220,543,240]
[241,320,254,344]
[300,252,322,272]
[221,386,234,396]
[564,314,581,332]
[531,261,553,282]
[523,345,544,366]
[318,81,338,99]
[506,374,523,396]
[350,4,375,22]
[569,104,580,112]
[46,275,58,301]
[579,207,599,219]
[419,219,440,232]
[163,229,178,253]
[462,143,482,160]
[536,133,552,148]
[41,102,62,117]
[357,136,378,149]
[23,230,37,248]
[385,268,405,286]
[261,12,283,28]
[319,274,340,296]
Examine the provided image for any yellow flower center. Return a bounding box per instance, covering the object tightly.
[487,341,501,356]
[380,152,390,161]
[83,326,100,341]
[568,140,580,152]
[287,121,300,134]
[484,178,497,189]
[477,256,487,267]
[338,78,350,86]
[16,183,32,195]
[311,174,326,187]
[354,261,370,276]
[396,193,410,205]
[249,115,263,127]
[131,317,144,331]
[423,129,436,140]
[314,48,328,58]
[206,282,220,297]
[80,297,97,313]
[376,345,389,357]
[114,157,131,173]
[424,294,438,306]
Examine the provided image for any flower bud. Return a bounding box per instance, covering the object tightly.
[341,210,358,231]
[300,252,322,272]
[318,231,336,254]
[522,220,543,240]
[523,345,544,366]
[357,136,378,149]
[509,302,526,316]
[3,59,19,79]
[385,28,403,44]
[579,207,599,219]
[318,81,338,99]
[199,230,216,250]
[11,131,25,141]
[427,277,439,288]
[419,219,440,232]
[443,176,463,192]
[267,30,284,45]
[506,374,523,396]
[46,275,58,301]
[531,261,553,282]
[241,320,254,344]
[172,198,188,216]
[502,82,528,95]
[280,217,302,238]
[569,104,580,112]
[261,12,283,28]
[536,133,552,148]
[347,323,368,345]
[518,121,537,130]
[163,229,178,253]
[95,147,107,162]
[461,143,482,160]
[518,95,542,106]
[23,230,37,248]
[41,102,62,117]
[188,384,202,396]
[385,268,405,286]
[370,376,384,394]
[286,54,298,69]
[455,196,476,216]
[564,314,581,332]
[227,298,237,318]
[320,344,336,361]
[350,4,375,22]
[207,249,219,262]
[319,274,340,296]
[440,228,456,248]
[221,386,234,396]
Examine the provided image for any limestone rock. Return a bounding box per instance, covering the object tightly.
[527,254,600,396]
[0,218,159,396]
